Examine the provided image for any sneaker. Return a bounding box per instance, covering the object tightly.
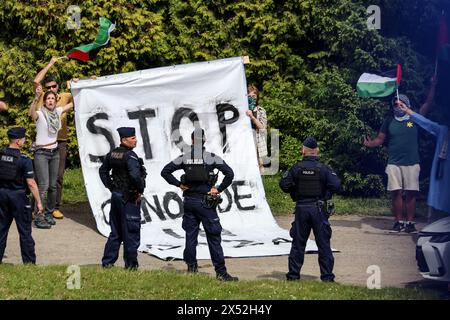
[53,209,64,219]
[187,264,198,273]
[216,272,238,282]
[404,221,417,233]
[34,216,51,229]
[392,221,404,232]
[44,213,56,226]
[102,263,114,269]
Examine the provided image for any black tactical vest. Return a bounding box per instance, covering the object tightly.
[0,149,22,185]
[296,164,323,199]
[184,157,209,185]
[110,147,131,192]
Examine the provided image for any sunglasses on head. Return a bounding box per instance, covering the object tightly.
[45,84,57,90]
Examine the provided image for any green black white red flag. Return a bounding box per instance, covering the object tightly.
[357,64,402,98]
[67,17,115,62]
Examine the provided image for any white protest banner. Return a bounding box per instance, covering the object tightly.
[71,57,317,260]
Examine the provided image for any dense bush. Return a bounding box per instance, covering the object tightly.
[0,0,446,196]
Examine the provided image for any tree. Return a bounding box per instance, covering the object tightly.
[0,0,440,195]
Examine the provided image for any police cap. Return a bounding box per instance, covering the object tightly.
[117,127,135,139]
[303,137,317,149]
[7,127,26,139]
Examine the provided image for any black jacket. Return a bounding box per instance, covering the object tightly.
[279,156,341,202]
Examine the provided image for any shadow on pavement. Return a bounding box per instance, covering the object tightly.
[357,216,428,245]
[62,202,99,233]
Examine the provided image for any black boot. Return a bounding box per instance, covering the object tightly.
[216,272,238,281]
[187,264,198,273]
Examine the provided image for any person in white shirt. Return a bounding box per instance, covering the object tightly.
[28,85,72,229]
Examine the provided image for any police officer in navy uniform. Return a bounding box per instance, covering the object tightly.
[99,127,146,270]
[161,128,238,281]
[280,137,341,282]
[0,127,43,264]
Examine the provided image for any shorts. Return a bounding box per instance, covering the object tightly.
[385,164,420,191]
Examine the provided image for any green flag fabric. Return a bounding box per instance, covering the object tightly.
[67,17,115,62]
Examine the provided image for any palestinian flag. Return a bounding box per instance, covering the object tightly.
[67,17,115,62]
[357,64,402,98]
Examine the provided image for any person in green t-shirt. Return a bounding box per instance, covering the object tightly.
[363,94,423,233]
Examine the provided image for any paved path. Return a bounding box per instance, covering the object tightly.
[2,202,431,289]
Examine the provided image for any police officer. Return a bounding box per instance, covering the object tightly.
[280,137,341,282]
[99,127,146,270]
[0,127,43,264]
[161,128,238,281]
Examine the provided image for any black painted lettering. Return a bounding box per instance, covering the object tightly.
[142,195,166,222]
[221,228,237,237]
[217,188,232,213]
[128,109,156,160]
[232,180,255,210]
[101,199,111,225]
[216,103,239,153]
[163,192,184,219]
[171,107,200,151]
[162,228,184,239]
[86,113,115,163]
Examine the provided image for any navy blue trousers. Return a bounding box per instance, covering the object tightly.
[0,189,35,264]
[102,192,141,269]
[287,202,334,281]
[182,196,226,274]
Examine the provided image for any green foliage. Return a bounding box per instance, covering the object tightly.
[342,172,385,198]
[0,0,442,196]
[261,172,428,216]
[279,134,302,169]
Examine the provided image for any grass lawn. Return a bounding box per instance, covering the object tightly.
[62,167,88,203]
[0,169,434,300]
[0,265,438,300]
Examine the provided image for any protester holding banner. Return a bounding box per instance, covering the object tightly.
[280,137,341,282]
[28,86,73,229]
[161,128,238,281]
[246,84,268,170]
[99,127,147,270]
[33,57,73,220]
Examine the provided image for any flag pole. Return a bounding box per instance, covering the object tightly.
[396,64,401,102]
